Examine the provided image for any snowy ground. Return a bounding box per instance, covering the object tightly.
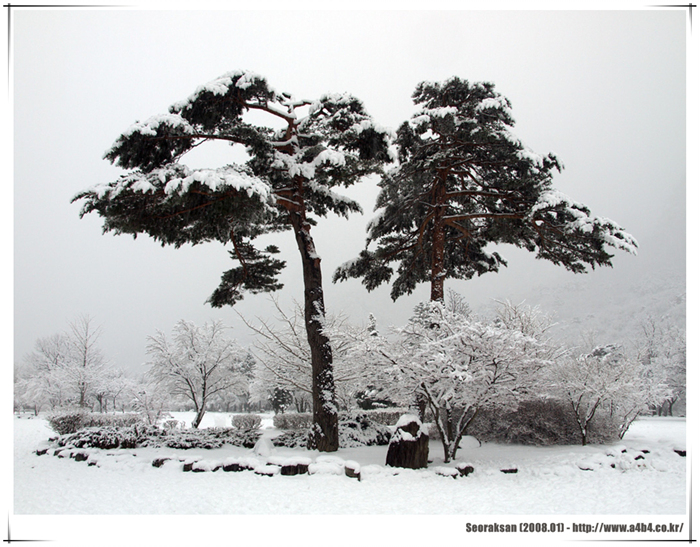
[9,413,691,546]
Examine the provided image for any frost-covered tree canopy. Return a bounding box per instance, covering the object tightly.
[146,319,248,429]
[551,344,670,444]
[18,316,109,410]
[336,295,558,462]
[334,77,638,302]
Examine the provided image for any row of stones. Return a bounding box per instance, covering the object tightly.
[37,445,496,480]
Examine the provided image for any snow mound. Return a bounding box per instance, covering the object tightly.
[308,462,344,475]
[253,437,274,457]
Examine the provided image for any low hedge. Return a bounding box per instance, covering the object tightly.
[272,413,313,430]
[55,425,261,450]
[359,408,410,426]
[47,410,144,435]
[57,423,163,449]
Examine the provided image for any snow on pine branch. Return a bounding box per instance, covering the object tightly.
[349,118,394,139]
[90,163,272,203]
[163,166,272,199]
[103,114,195,159]
[529,190,638,254]
[169,70,276,112]
[529,190,584,215]
[307,181,362,214]
[366,206,387,234]
[270,148,352,180]
[118,113,195,140]
[515,147,546,167]
[475,95,512,115]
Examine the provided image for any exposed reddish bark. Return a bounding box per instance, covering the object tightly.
[430,176,448,302]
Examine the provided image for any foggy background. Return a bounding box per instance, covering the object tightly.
[11,8,687,377]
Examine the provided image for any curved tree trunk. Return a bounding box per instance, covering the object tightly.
[288,200,339,452]
[192,404,206,429]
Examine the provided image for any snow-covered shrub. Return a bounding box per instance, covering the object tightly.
[54,424,259,450]
[272,413,313,430]
[271,413,391,448]
[338,412,391,447]
[57,424,162,450]
[160,427,260,449]
[272,430,310,448]
[58,427,121,449]
[47,410,145,435]
[466,399,618,446]
[230,414,261,430]
[47,409,91,435]
[163,433,224,450]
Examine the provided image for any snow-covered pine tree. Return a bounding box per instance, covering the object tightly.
[334,77,638,302]
[73,70,392,451]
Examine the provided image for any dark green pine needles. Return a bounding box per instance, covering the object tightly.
[73,70,393,452]
[333,77,638,302]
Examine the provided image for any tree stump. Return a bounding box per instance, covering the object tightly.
[385,414,429,469]
[344,460,361,481]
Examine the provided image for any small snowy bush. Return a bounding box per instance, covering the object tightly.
[230,414,261,430]
[360,409,409,426]
[338,412,391,447]
[272,430,309,448]
[160,427,261,449]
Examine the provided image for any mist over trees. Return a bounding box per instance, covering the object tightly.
[15,316,116,413]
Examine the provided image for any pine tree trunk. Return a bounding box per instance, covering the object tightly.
[430,177,447,302]
[289,205,339,452]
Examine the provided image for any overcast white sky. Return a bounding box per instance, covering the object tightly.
[8,5,691,376]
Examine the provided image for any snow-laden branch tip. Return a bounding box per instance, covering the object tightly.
[475,94,513,117]
[103,113,195,158]
[170,70,272,111]
[529,190,638,254]
[90,164,273,204]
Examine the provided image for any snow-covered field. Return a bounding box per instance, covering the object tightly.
[10,413,690,546]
